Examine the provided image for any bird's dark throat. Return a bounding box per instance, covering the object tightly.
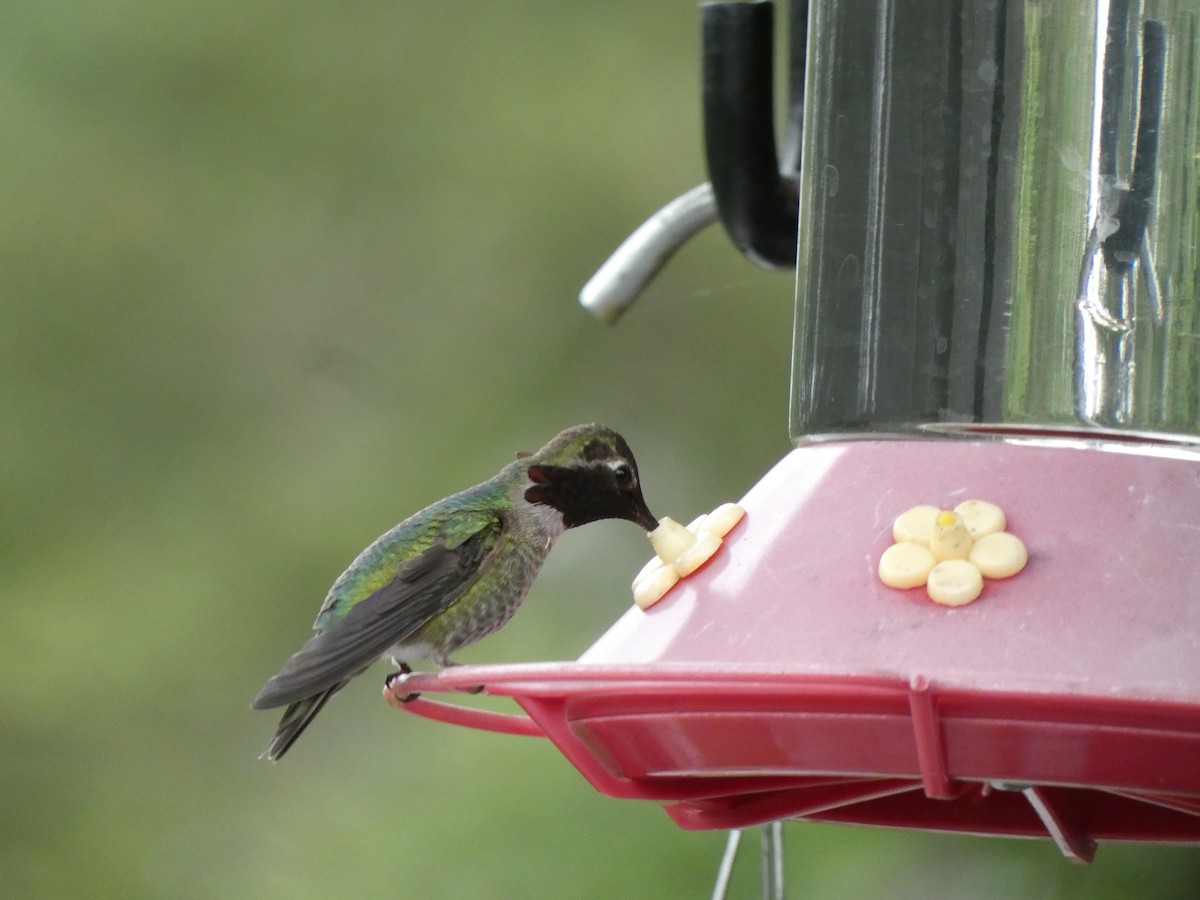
[525,463,656,530]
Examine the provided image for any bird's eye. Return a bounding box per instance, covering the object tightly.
[612,463,634,488]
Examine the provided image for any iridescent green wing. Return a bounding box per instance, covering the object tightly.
[251,505,503,709]
[311,496,505,629]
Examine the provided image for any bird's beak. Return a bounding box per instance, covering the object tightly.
[633,498,659,532]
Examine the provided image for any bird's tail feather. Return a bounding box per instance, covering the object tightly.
[260,685,342,761]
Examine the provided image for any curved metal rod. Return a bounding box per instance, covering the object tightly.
[578,1,807,320]
[579,183,718,323]
[702,1,802,270]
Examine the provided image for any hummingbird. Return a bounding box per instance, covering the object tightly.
[251,423,657,760]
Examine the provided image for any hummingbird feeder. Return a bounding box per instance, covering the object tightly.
[388,0,1200,867]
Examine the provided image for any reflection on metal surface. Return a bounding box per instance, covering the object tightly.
[1075,16,1168,426]
[791,0,1200,441]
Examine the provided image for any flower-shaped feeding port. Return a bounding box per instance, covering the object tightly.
[879,501,1028,606]
[632,502,745,609]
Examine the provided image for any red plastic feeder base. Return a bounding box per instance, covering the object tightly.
[386,439,1200,861]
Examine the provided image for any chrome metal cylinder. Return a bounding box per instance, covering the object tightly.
[790,0,1200,441]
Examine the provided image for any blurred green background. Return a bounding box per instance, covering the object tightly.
[3,2,1197,897]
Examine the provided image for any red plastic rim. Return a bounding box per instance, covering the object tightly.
[384,440,1200,858]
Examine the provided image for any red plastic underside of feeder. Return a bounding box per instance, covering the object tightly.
[387,438,1200,861]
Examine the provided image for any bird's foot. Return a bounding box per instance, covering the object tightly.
[385,663,420,702]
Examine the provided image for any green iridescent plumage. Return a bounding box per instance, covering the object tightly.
[252,423,656,760]
[313,493,507,634]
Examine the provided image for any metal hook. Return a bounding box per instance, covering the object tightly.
[579,0,808,322]
[702,1,805,270]
[579,183,718,324]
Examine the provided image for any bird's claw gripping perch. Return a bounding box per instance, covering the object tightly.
[385,664,420,703]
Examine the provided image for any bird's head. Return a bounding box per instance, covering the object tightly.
[522,424,658,531]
